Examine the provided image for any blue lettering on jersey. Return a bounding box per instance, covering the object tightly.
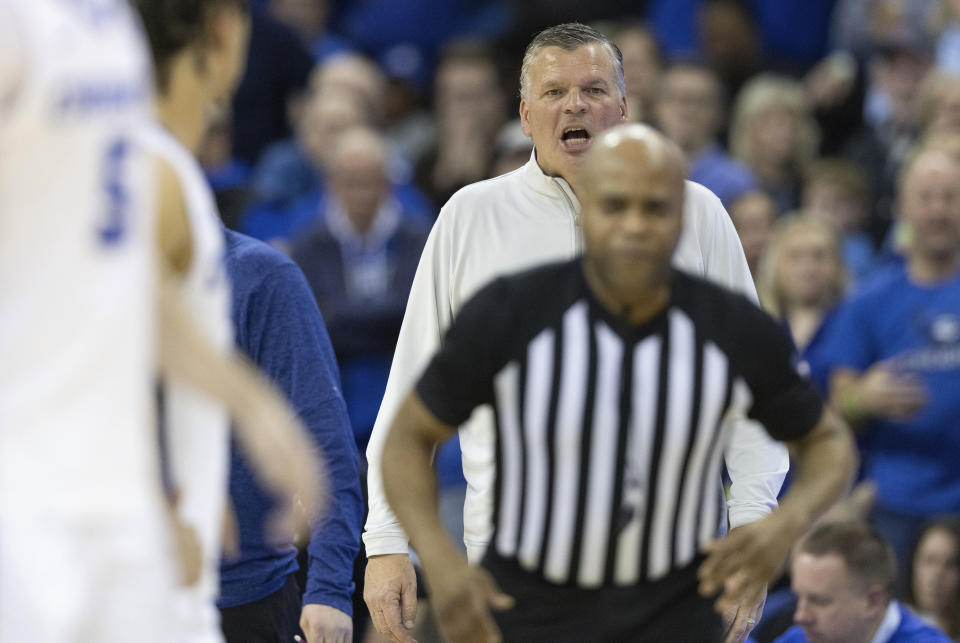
[97,138,130,246]
[54,0,128,27]
[56,79,148,117]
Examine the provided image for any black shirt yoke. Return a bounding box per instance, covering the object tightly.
[416,259,822,589]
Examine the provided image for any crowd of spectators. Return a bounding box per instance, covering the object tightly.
[199,0,960,640]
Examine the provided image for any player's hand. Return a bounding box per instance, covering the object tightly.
[428,563,514,643]
[221,496,240,561]
[698,517,799,616]
[721,583,766,643]
[166,494,203,588]
[299,604,352,643]
[364,554,419,643]
[232,380,327,542]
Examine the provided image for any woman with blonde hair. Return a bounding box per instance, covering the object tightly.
[730,74,821,213]
[758,213,847,392]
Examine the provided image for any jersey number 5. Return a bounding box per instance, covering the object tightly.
[98,137,130,246]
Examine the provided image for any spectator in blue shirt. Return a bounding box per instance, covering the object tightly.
[231,7,314,165]
[217,229,363,643]
[801,159,877,285]
[267,0,352,62]
[241,67,433,245]
[819,147,960,588]
[291,126,431,452]
[730,73,821,214]
[654,62,757,208]
[775,522,950,643]
[758,213,847,394]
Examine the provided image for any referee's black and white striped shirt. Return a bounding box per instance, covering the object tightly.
[416,259,823,589]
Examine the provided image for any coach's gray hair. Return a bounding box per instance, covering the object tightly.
[519,23,625,101]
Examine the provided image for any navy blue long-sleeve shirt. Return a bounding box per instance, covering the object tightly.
[217,229,363,614]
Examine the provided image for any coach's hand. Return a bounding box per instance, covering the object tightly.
[300,604,352,643]
[429,563,514,643]
[364,554,418,643]
[698,515,800,619]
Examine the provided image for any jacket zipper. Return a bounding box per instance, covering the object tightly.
[552,178,582,253]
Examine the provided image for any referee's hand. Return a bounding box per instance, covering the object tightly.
[697,516,798,618]
[430,564,515,643]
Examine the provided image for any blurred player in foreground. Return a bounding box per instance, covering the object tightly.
[0,1,322,641]
[132,0,329,640]
[382,124,856,642]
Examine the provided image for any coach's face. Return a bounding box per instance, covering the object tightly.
[580,128,684,298]
[519,44,627,186]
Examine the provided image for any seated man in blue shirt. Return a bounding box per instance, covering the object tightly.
[218,228,364,643]
[776,522,950,643]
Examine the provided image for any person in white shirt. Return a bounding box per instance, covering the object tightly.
[133,0,332,640]
[362,22,788,643]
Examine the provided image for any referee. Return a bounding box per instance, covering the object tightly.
[381,124,856,642]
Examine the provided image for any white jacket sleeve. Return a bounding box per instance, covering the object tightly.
[0,4,25,120]
[362,213,454,556]
[692,184,790,528]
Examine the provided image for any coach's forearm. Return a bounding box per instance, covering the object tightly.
[382,396,463,576]
[779,408,857,534]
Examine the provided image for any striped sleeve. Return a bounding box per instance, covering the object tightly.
[738,302,824,441]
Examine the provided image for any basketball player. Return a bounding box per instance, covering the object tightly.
[132,0,323,640]
[0,2,322,641]
[0,0,179,640]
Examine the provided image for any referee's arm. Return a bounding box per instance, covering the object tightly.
[383,393,514,643]
[698,406,857,613]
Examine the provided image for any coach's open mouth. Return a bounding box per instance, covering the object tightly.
[560,127,591,152]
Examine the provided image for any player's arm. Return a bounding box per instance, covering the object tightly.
[155,155,193,274]
[383,393,512,643]
[156,262,324,533]
[153,159,324,535]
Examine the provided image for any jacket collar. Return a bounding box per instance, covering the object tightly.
[521,148,581,211]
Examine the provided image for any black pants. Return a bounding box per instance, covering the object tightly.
[219,574,304,643]
[483,551,723,643]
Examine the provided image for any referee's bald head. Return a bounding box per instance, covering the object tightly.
[581,123,687,191]
[578,123,687,306]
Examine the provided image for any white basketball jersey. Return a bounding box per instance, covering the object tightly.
[0,0,162,518]
[138,124,233,643]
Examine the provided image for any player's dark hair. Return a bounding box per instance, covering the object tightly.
[132,0,250,91]
[520,22,624,100]
[798,522,897,596]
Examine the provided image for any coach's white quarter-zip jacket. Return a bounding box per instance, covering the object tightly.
[364,151,790,562]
